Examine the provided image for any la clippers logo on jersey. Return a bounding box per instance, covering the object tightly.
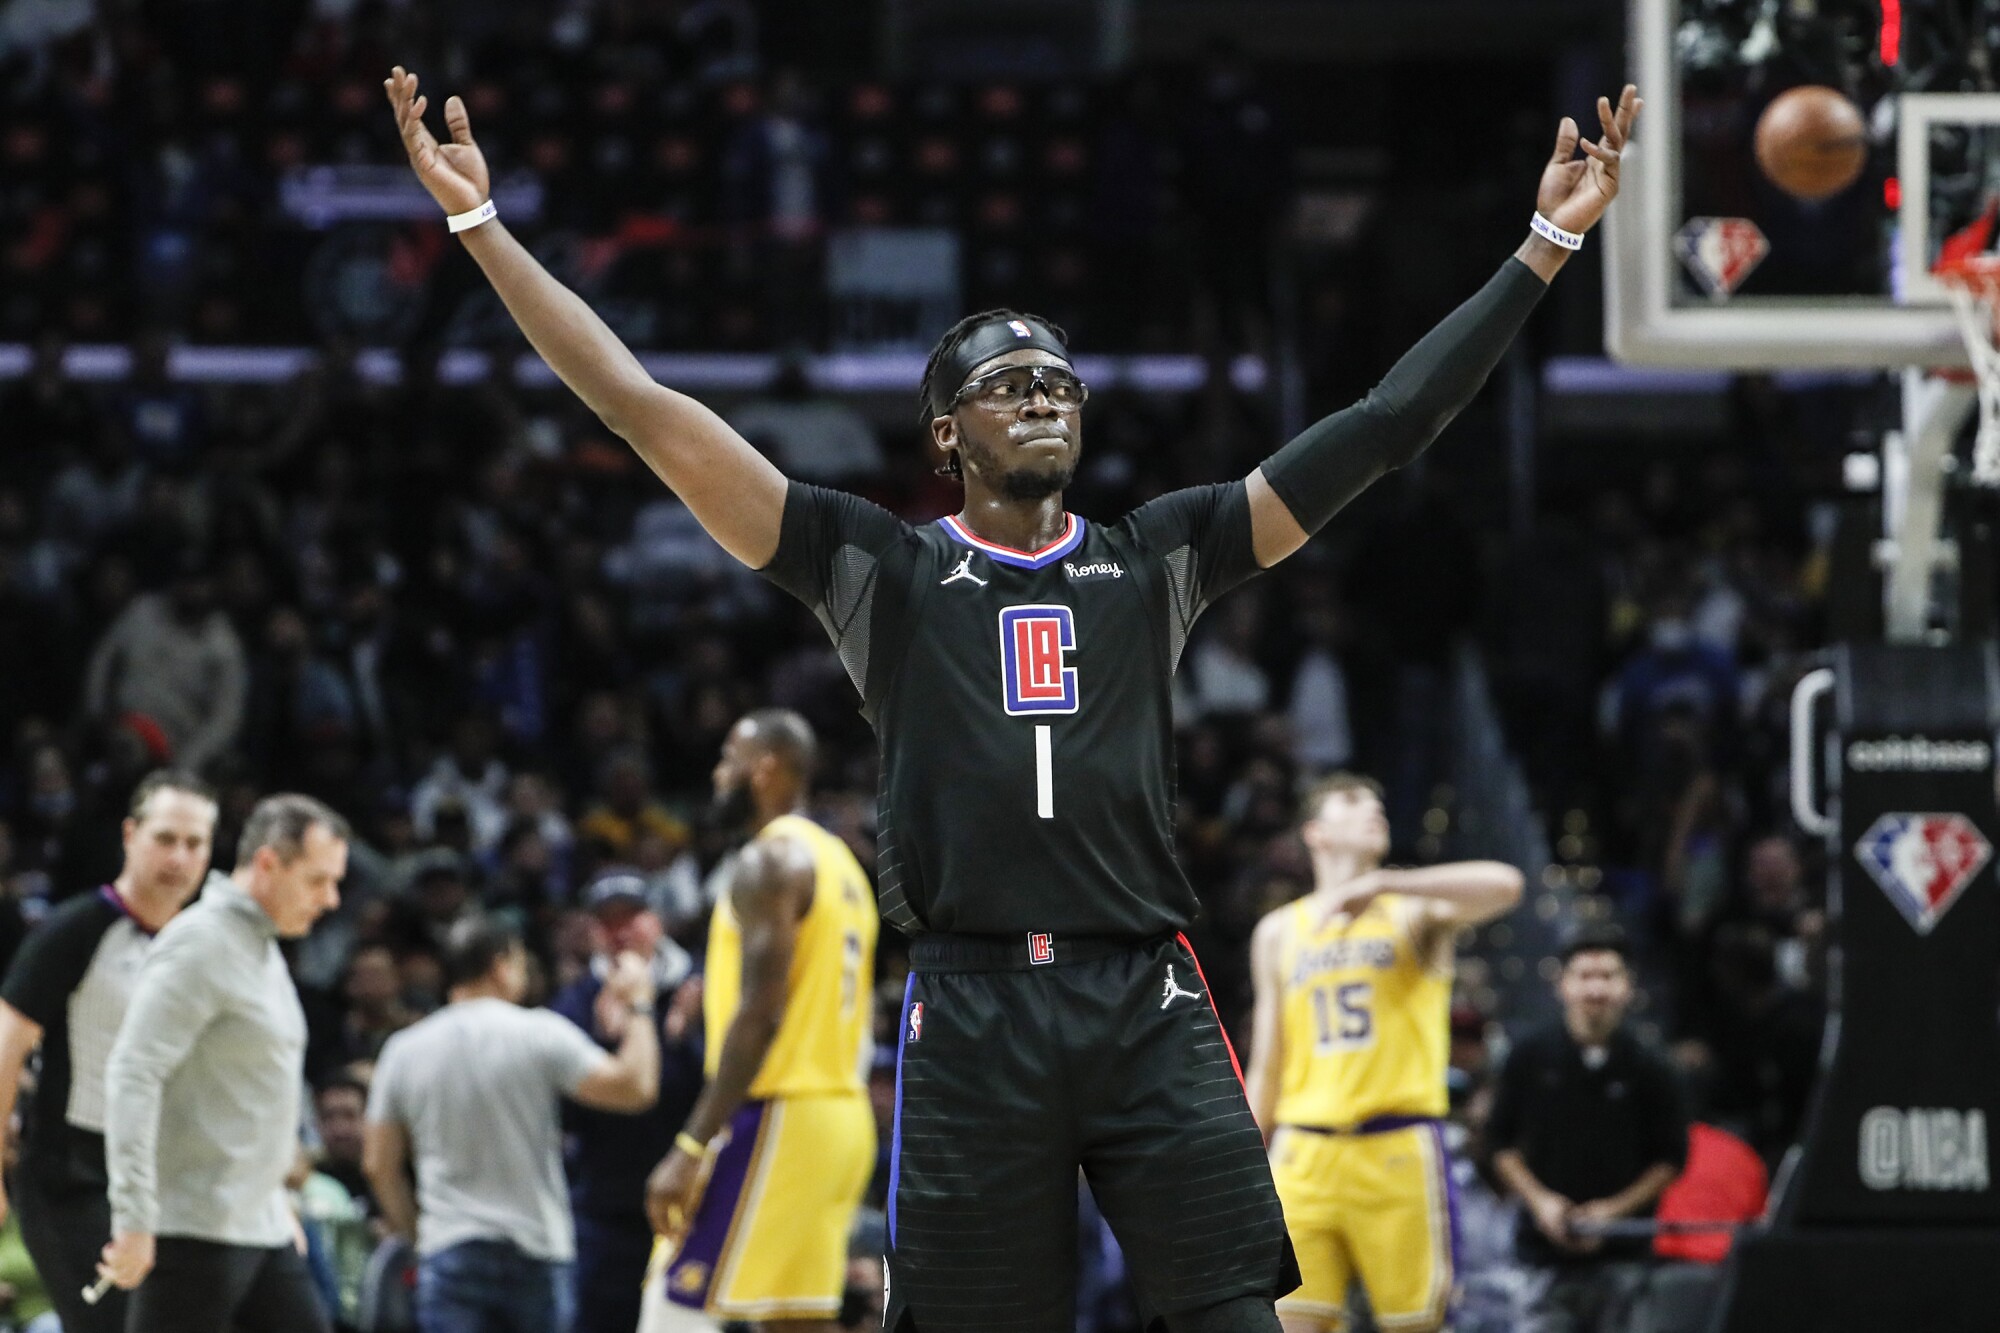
[998,605,1079,715]
[1855,812,1992,935]
[1028,932,1054,964]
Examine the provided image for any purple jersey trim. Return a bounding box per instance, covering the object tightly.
[664,1100,769,1309]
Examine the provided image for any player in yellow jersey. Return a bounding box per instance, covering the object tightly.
[638,709,878,1333]
[1245,773,1523,1333]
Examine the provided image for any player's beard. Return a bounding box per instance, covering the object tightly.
[710,781,756,833]
[959,435,1076,501]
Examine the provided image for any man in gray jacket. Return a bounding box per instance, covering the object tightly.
[99,793,350,1332]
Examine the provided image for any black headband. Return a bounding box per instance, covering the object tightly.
[927,316,1072,418]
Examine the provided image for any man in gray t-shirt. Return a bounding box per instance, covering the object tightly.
[365,917,659,1333]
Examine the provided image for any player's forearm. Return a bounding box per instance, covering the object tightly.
[1257,257,1547,536]
[611,1002,661,1105]
[681,1005,782,1146]
[458,221,786,567]
[456,222,659,435]
[369,1167,419,1242]
[1379,862,1525,922]
[1514,232,1572,283]
[367,1160,418,1240]
[1491,1148,1556,1208]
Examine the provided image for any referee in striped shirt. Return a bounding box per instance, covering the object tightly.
[0,770,218,1333]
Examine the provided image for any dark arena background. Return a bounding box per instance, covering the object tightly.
[3,1,2000,1331]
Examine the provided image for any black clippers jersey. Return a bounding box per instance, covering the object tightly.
[759,481,1263,938]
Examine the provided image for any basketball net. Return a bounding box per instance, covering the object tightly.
[1938,256,2000,487]
[1935,197,2000,487]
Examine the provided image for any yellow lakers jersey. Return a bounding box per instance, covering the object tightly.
[1274,893,1451,1127]
[705,814,878,1099]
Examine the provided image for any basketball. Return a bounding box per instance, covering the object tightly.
[1754,85,1868,201]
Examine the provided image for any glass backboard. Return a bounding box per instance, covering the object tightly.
[1607,0,1999,369]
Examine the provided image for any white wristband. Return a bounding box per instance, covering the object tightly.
[1530,211,1584,251]
[447,199,498,234]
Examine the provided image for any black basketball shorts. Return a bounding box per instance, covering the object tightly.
[884,932,1298,1332]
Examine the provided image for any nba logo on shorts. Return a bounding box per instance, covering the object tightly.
[999,605,1079,715]
[1854,812,1992,935]
[1028,932,1054,965]
[908,1002,924,1042]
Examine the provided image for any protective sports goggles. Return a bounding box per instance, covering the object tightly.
[952,364,1090,412]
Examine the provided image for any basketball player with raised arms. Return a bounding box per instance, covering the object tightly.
[1245,774,1523,1333]
[636,710,877,1333]
[384,68,1638,1333]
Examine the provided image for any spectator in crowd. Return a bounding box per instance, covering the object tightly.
[1489,926,1689,1333]
[546,876,703,1333]
[1733,833,1818,990]
[1696,923,1823,1168]
[576,751,688,864]
[364,917,660,1333]
[0,770,217,1333]
[101,794,350,1332]
[307,942,418,1079]
[410,716,511,855]
[399,849,479,953]
[82,557,248,775]
[1181,37,1291,350]
[115,333,204,473]
[311,1074,374,1210]
[726,355,885,485]
[722,69,836,345]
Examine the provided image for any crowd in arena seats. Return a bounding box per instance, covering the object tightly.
[0,6,1841,1331]
[1,342,1832,1331]
[1480,439,1834,1172]
[0,0,1293,353]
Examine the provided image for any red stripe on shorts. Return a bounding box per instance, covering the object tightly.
[1175,932,1245,1088]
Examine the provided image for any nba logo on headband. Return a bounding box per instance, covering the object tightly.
[1008,320,1032,338]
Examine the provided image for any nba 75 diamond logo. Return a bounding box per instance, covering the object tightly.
[1854,813,1992,935]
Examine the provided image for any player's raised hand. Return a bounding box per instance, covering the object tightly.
[383,66,490,217]
[1537,84,1642,237]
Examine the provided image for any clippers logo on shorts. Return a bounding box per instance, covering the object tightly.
[1028,932,1054,965]
[998,605,1079,715]
[908,1002,924,1042]
[1854,812,1992,935]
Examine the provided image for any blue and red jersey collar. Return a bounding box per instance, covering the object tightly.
[937,513,1086,570]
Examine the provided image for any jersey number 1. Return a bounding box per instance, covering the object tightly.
[1000,605,1075,819]
[1034,725,1053,818]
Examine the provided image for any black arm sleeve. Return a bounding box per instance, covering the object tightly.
[1260,256,1547,535]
